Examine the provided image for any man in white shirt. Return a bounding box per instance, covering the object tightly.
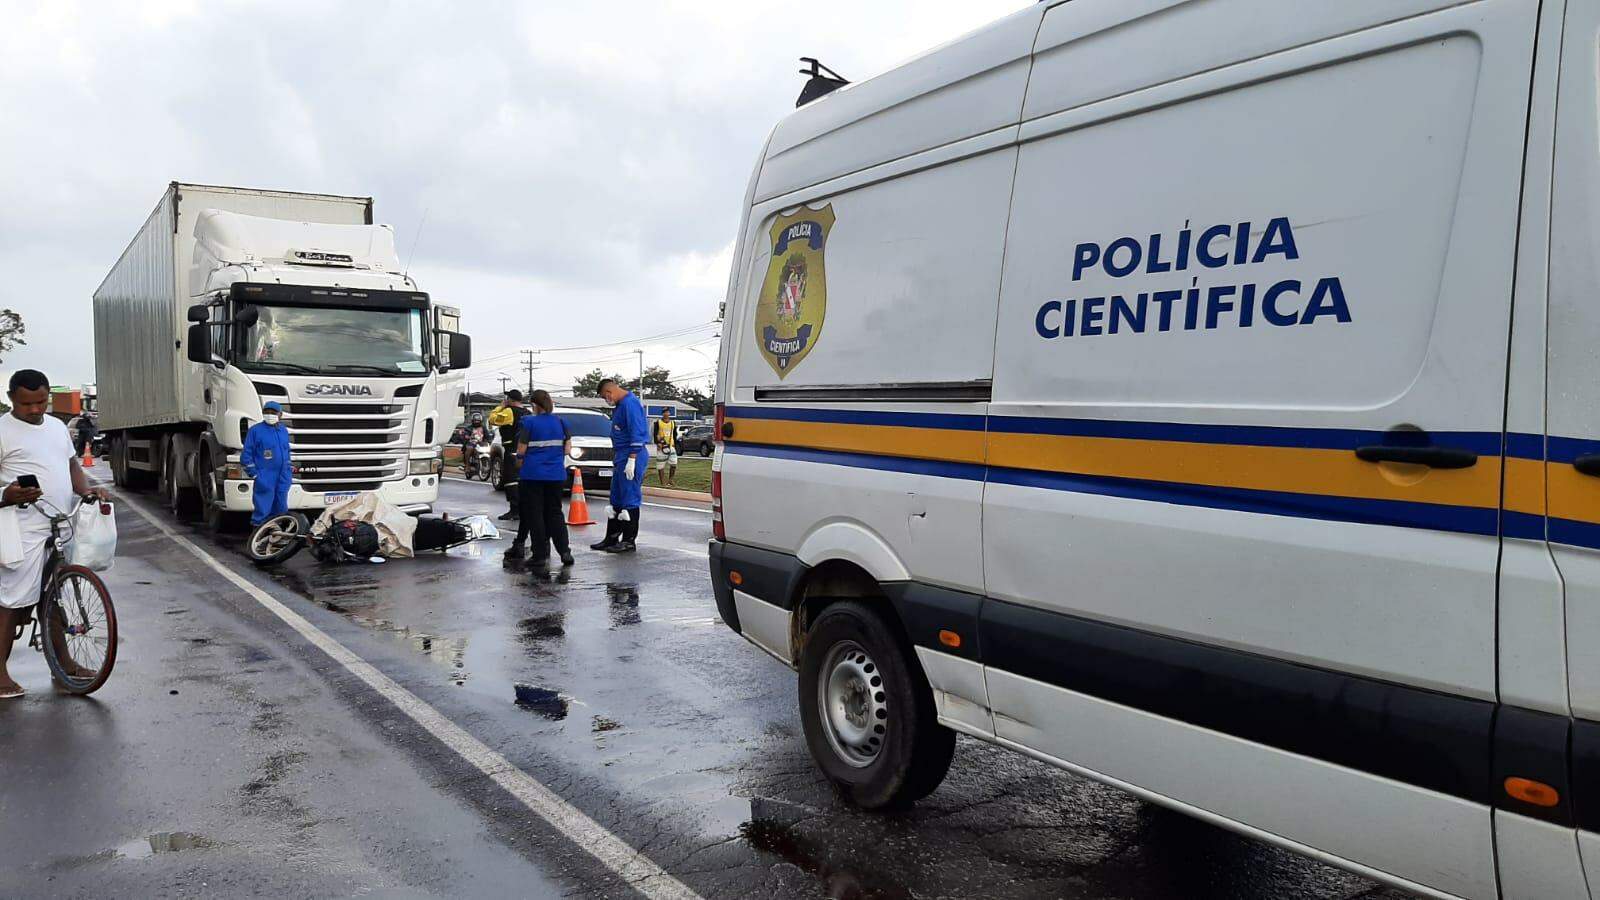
[0,370,105,699]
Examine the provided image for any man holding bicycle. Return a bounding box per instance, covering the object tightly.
[0,370,106,699]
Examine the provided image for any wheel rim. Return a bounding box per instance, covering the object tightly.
[50,573,111,682]
[251,515,301,558]
[199,454,216,512]
[818,640,888,768]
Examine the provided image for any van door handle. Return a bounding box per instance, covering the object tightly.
[1573,454,1600,477]
[1354,445,1478,469]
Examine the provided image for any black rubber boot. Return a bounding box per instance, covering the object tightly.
[590,518,621,551]
[605,508,640,553]
[504,544,524,560]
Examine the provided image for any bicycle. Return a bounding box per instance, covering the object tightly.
[9,495,117,694]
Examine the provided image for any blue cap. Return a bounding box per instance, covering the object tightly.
[263,401,282,413]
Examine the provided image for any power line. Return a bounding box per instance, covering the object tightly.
[466,322,721,370]
[530,321,717,353]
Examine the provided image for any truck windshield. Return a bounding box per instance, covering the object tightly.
[236,305,427,376]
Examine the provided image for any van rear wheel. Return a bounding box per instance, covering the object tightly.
[798,600,955,809]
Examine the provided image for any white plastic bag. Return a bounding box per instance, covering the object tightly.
[68,501,117,572]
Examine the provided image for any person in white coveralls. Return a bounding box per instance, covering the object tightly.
[0,370,107,699]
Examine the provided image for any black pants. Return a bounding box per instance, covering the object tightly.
[514,479,570,558]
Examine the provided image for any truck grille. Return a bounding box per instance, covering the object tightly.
[282,398,413,491]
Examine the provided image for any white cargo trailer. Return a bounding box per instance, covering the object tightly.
[93,182,471,528]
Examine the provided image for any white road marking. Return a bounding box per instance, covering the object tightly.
[669,547,709,558]
[113,491,703,900]
[644,502,711,515]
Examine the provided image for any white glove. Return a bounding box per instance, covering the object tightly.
[617,509,631,523]
[624,457,637,481]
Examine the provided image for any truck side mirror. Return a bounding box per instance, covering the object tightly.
[445,332,472,371]
[236,305,260,328]
[186,323,214,365]
[187,304,210,323]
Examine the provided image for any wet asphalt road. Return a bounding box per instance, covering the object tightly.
[0,474,1411,899]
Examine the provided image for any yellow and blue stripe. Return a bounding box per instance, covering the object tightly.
[723,405,1600,549]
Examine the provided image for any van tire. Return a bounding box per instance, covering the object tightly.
[798,600,955,809]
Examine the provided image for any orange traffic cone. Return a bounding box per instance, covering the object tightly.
[81,447,95,468]
[566,467,595,526]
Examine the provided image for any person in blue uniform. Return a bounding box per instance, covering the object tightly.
[506,390,574,568]
[240,400,293,525]
[590,378,649,553]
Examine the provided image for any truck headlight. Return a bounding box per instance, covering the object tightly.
[569,446,584,460]
[409,457,442,475]
[222,463,246,480]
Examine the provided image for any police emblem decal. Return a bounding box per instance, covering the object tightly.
[755,204,833,378]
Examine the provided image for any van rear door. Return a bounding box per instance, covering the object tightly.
[981,1,1537,896]
[1540,0,1600,892]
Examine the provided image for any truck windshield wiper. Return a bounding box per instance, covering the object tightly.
[324,364,403,375]
[248,360,320,375]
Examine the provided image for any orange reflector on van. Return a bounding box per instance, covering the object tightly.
[1504,777,1560,808]
[728,571,743,586]
[938,630,962,649]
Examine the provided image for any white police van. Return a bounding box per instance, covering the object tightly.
[708,1,1600,896]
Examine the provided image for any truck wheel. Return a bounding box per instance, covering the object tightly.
[797,600,956,809]
[197,450,245,533]
[165,441,199,520]
[110,436,128,488]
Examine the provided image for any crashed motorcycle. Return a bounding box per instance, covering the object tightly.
[247,506,499,567]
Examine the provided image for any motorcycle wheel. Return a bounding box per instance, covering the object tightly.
[248,513,309,566]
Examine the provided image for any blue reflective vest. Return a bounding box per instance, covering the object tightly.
[517,412,570,481]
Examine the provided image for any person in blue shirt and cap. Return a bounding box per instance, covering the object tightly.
[590,378,649,553]
[240,400,293,526]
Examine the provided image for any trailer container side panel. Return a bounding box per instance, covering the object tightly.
[93,191,179,431]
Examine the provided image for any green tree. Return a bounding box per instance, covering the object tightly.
[679,386,713,417]
[637,365,679,400]
[0,309,26,363]
[572,368,627,398]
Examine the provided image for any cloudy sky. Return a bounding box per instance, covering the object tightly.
[0,0,1030,396]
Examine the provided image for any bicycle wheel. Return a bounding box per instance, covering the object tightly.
[248,513,307,565]
[40,565,116,695]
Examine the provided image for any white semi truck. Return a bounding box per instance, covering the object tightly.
[93,182,471,528]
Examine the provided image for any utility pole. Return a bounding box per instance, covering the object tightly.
[522,350,538,396]
[497,375,511,394]
[634,349,644,394]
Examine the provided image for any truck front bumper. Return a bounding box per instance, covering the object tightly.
[218,475,440,514]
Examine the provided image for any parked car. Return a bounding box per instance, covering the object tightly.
[556,407,615,492]
[678,423,715,457]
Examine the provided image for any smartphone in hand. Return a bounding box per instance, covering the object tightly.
[16,475,39,490]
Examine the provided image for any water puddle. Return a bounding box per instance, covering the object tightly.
[515,608,566,643]
[116,831,215,860]
[607,583,641,628]
[513,683,573,720]
[739,810,913,900]
[338,613,470,684]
